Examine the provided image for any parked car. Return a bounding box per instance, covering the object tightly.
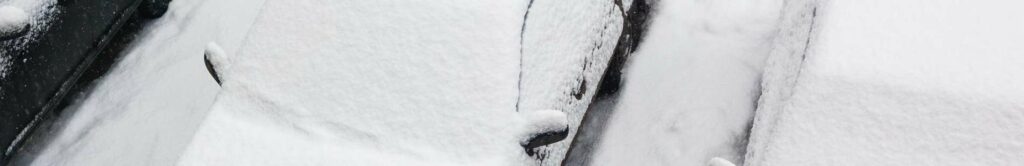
[0,0,170,164]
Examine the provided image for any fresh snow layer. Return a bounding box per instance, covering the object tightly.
[17,0,267,165]
[175,0,555,165]
[0,6,28,37]
[746,0,1024,165]
[204,42,229,80]
[518,0,623,164]
[590,0,781,165]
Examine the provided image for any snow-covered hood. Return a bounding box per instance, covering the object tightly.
[176,0,563,165]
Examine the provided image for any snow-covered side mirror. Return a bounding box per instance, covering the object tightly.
[708,157,736,166]
[523,126,568,149]
[204,53,220,85]
[0,6,30,40]
[520,110,569,155]
[204,43,229,85]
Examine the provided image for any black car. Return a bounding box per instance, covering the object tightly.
[0,0,170,164]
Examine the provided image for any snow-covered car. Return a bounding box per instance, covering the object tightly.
[0,0,170,163]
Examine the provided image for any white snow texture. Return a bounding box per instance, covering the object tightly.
[0,6,28,37]
[747,0,1024,165]
[21,0,267,165]
[21,0,621,165]
[708,157,737,166]
[15,0,1024,165]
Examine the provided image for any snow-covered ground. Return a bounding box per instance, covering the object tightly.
[746,0,1024,165]
[589,0,781,165]
[0,6,29,38]
[15,0,266,165]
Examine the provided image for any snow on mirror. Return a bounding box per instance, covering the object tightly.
[520,110,570,156]
[0,6,29,40]
[6,0,1024,165]
[204,42,228,85]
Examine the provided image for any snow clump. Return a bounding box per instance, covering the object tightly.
[708,157,736,166]
[519,110,569,144]
[0,6,29,38]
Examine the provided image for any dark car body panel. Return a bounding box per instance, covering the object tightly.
[0,0,144,163]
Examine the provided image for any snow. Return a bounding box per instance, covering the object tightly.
[174,0,555,165]
[0,0,56,80]
[590,0,782,165]
[518,0,623,164]
[204,42,229,80]
[0,6,28,37]
[742,0,816,164]
[19,0,1024,165]
[0,5,27,80]
[745,0,1024,165]
[16,0,267,165]
[708,157,736,166]
[519,110,569,144]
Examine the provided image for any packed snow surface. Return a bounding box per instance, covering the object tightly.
[590,0,781,165]
[9,0,1022,165]
[173,0,570,165]
[18,0,267,165]
[746,0,1024,165]
[204,42,229,80]
[0,5,27,80]
[18,0,624,164]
